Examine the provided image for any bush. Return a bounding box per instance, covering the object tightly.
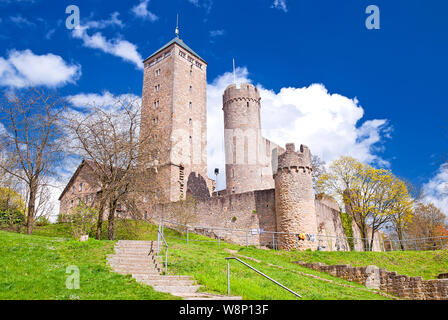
[0,209,25,226]
[35,216,50,227]
[70,203,97,240]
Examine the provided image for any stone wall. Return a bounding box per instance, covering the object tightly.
[151,187,353,250]
[294,261,448,300]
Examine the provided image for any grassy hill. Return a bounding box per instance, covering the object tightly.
[2,221,447,300]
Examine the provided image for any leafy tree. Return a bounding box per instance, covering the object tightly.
[406,202,447,240]
[70,202,97,240]
[0,186,25,227]
[318,156,413,251]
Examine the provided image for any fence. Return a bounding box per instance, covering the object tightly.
[153,218,447,252]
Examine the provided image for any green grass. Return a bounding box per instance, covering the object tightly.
[165,240,389,300]
[0,230,178,300]
[6,221,446,300]
[279,250,448,280]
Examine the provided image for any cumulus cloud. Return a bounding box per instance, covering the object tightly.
[206,67,391,189]
[187,0,213,14]
[67,90,141,111]
[10,14,34,27]
[210,29,225,37]
[85,12,124,29]
[131,0,158,22]
[0,49,81,88]
[72,26,143,70]
[422,164,448,215]
[271,0,288,12]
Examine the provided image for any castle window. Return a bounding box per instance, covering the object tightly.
[247,102,249,107]
[154,100,159,108]
[195,61,202,69]
[90,194,94,202]
[153,117,158,124]
[164,51,171,57]
[149,60,155,67]
[72,186,75,194]
[189,118,192,125]
[190,69,192,76]
[79,183,83,192]
[187,56,194,63]
[70,199,74,207]
[189,101,192,110]
[85,195,89,203]
[155,69,161,76]
[179,51,185,58]
[154,84,160,92]
[189,85,192,92]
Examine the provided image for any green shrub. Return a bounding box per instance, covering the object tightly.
[340,211,354,250]
[69,203,97,240]
[35,216,50,227]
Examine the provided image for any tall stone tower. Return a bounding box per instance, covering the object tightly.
[139,35,210,204]
[223,83,278,194]
[274,143,318,250]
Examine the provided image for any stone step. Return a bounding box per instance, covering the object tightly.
[181,293,243,300]
[112,268,160,274]
[108,257,158,263]
[152,285,201,294]
[109,262,159,269]
[137,279,196,286]
[115,270,161,276]
[132,275,193,281]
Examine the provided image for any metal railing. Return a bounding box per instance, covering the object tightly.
[225,257,302,299]
[156,222,168,274]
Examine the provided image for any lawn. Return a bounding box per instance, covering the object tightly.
[0,230,178,300]
[5,221,446,300]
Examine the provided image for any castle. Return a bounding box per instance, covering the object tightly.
[59,32,383,251]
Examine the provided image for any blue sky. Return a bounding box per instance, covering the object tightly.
[0,0,447,214]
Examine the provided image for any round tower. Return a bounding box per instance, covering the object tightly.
[274,143,318,250]
[222,83,264,194]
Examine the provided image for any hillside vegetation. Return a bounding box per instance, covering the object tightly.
[4,221,446,300]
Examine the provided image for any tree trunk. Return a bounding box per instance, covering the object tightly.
[369,228,376,252]
[26,186,37,235]
[397,227,405,250]
[108,198,117,240]
[96,200,105,240]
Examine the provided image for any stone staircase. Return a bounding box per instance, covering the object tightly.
[107,240,241,300]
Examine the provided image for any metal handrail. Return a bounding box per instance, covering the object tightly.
[158,228,168,274]
[225,257,302,299]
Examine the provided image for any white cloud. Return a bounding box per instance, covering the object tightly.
[131,0,158,22]
[67,90,141,111]
[10,14,34,27]
[0,49,81,88]
[271,0,288,12]
[187,0,213,14]
[422,164,448,216]
[72,26,143,70]
[206,67,391,190]
[210,29,225,37]
[85,12,124,29]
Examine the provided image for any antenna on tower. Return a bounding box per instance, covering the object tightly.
[233,58,236,84]
[175,14,179,38]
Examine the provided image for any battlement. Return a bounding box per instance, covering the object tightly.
[276,143,312,172]
[223,83,261,107]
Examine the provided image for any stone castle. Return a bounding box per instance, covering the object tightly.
[59,33,383,251]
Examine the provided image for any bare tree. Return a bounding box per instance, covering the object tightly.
[311,154,326,191]
[0,89,67,234]
[65,96,158,240]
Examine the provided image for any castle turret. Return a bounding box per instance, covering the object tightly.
[223,83,266,194]
[274,143,318,250]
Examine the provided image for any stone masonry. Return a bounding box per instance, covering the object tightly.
[294,261,448,300]
[274,143,318,250]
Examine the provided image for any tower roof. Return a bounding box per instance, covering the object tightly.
[143,37,206,64]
